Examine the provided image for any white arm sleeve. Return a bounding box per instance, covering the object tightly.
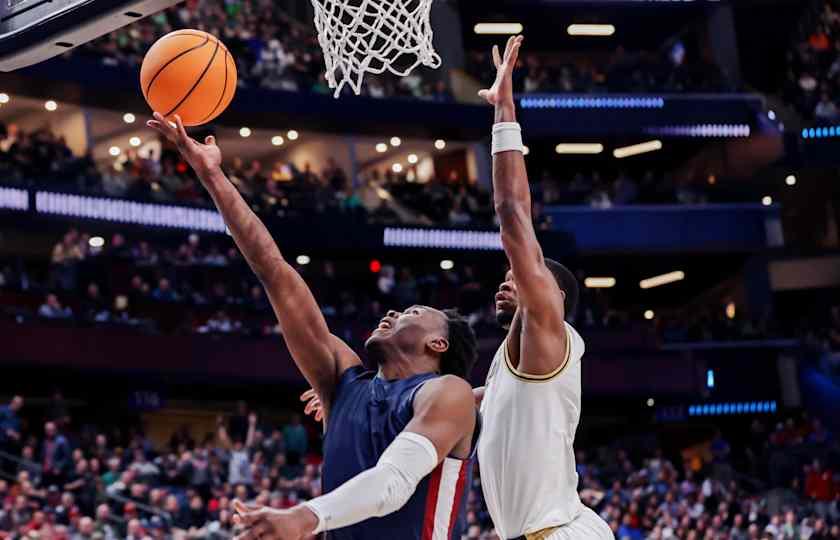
[303,432,439,534]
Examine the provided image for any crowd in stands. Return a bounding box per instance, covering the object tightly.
[72,0,453,101]
[0,122,764,233]
[0,227,512,340]
[0,225,799,351]
[785,0,840,122]
[0,121,493,228]
[466,43,733,96]
[532,168,715,210]
[0,387,838,540]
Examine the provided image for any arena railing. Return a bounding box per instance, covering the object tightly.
[0,448,42,482]
[0,185,783,254]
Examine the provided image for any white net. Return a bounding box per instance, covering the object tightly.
[311,0,441,98]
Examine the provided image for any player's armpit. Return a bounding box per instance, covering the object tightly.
[405,375,476,462]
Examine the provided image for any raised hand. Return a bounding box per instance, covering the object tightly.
[146,112,221,178]
[478,35,523,107]
[300,389,324,423]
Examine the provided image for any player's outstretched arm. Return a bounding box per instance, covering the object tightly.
[234,377,475,540]
[479,37,567,374]
[147,114,360,399]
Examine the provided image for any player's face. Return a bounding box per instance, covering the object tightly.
[365,305,448,359]
[495,270,519,328]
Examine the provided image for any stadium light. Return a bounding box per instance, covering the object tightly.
[239,127,251,138]
[614,140,662,159]
[556,143,603,155]
[648,124,750,138]
[434,139,446,150]
[584,277,616,288]
[407,154,419,164]
[646,398,655,407]
[640,271,685,289]
[725,301,736,320]
[785,175,796,186]
[376,143,388,153]
[0,93,9,104]
[392,163,403,173]
[88,236,105,248]
[123,113,136,124]
[567,24,615,37]
[109,146,121,157]
[762,196,773,206]
[129,137,142,147]
[390,137,402,147]
[44,100,58,111]
[474,23,523,35]
[287,130,299,140]
[296,255,311,265]
[644,310,655,320]
[440,259,454,270]
[272,135,284,146]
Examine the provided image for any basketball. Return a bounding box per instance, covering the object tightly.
[139,29,237,126]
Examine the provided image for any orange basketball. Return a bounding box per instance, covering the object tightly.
[140,30,237,127]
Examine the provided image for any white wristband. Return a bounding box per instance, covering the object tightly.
[491,122,524,155]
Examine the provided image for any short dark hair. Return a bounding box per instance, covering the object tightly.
[440,309,478,379]
[545,259,579,321]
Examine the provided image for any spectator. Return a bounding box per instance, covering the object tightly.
[815,92,839,121]
[150,278,180,303]
[217,412,256,486]
[0,395,23,449]
[81,283,110,322]
[41,421,71,486]
[282,413,308,460]
[38,293,73,320]
[49,230,84,291]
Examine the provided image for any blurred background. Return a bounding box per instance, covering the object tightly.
[0,0,838,538]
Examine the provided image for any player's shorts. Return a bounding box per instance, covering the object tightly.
[510,507,613,540]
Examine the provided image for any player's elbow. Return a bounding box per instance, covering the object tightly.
[494,200,531,233]
[373,462,417,516]
[494,199,528,220]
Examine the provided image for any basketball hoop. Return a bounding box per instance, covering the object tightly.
[311,0,441,98]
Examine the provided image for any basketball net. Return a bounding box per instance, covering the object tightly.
[311,0,441,98]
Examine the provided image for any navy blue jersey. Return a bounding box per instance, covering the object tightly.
[321,365,478,540]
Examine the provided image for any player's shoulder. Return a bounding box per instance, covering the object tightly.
[565,320,586,357]
[414,375,474,411]
[422,374,473,396]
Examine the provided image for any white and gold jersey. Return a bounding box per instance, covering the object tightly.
[477,322,585,540]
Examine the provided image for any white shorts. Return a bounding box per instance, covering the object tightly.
[541,507,613,540]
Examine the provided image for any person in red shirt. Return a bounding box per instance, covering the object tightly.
[805,459,836,519]
[810,25,831,52]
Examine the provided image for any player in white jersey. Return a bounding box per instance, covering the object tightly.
[474,35,613,540]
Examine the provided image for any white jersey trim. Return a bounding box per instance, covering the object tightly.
[503,323,573,382]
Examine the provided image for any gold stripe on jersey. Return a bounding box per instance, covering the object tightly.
[525,526,562,540]
[503,324,572,383]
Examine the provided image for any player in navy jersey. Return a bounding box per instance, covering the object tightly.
[146,113,480,540]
